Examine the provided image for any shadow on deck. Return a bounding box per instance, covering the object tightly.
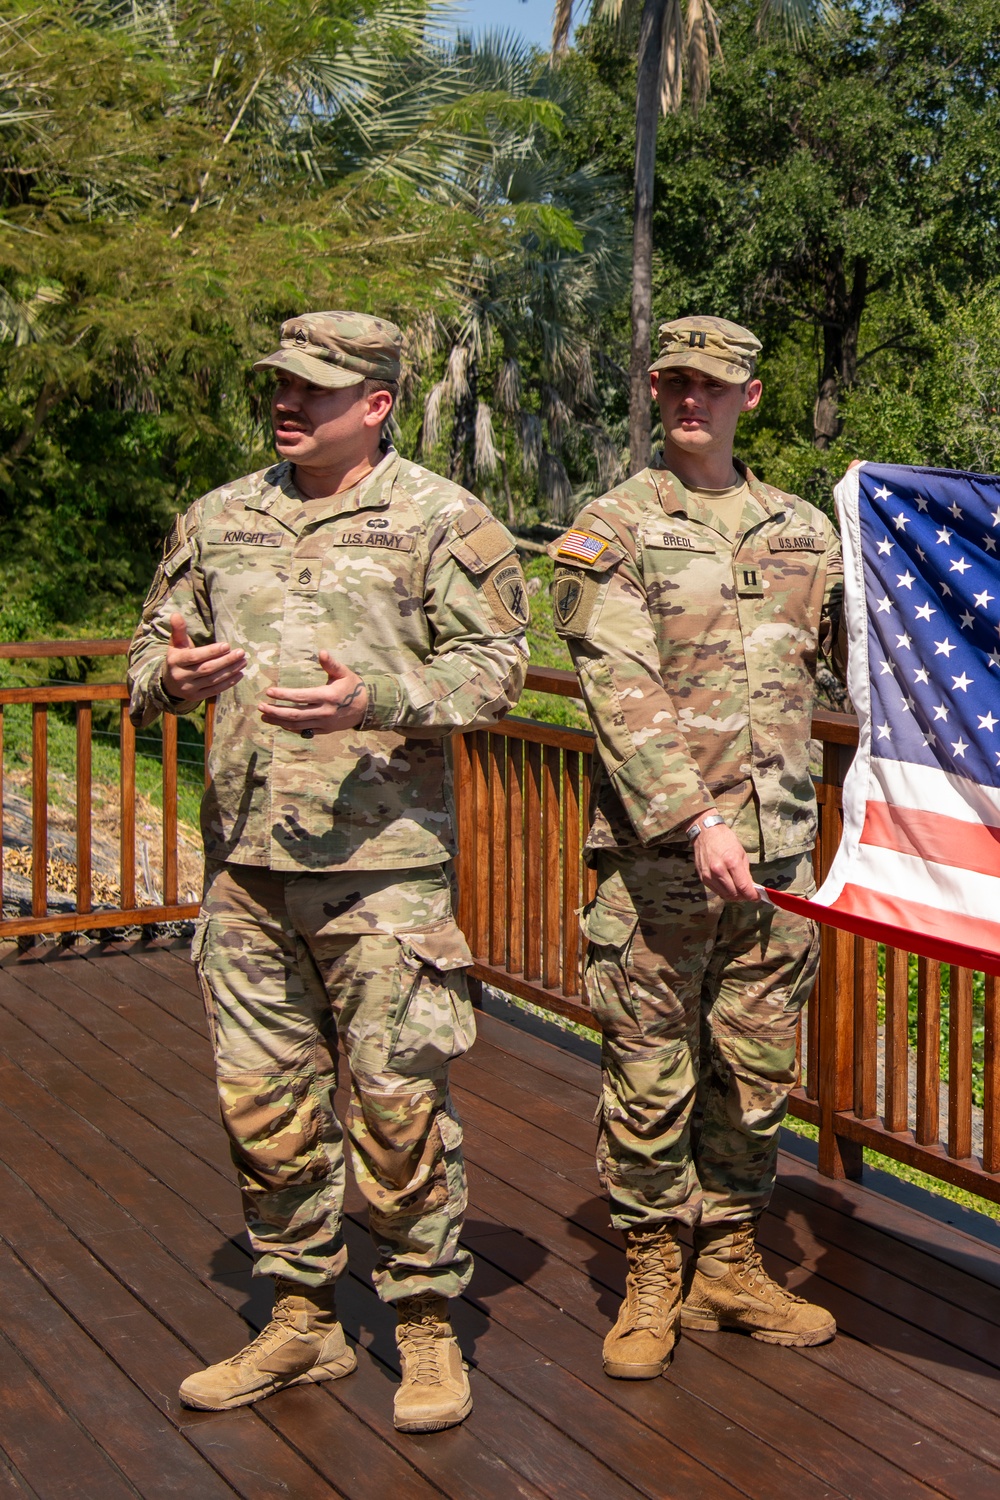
[0,941,999,1499]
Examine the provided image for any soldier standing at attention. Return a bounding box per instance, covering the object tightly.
[550,316,841,1380]
[128,312,528,1431]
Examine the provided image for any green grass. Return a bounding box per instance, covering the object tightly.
[782,1114,1000,1223]
[0,697,205,829]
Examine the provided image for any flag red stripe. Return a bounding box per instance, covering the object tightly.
[861,800,1000,879]
[767,884,1000,977]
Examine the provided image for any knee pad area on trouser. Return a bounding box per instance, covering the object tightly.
[705,1030,799,1136]
[217,1071,338,1191]
[347,1081,465,1217]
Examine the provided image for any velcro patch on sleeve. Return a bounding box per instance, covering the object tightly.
[448,517,515,575]
[555,530,609,566]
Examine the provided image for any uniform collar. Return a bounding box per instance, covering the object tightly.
[242,449,400,534]
[650,459,784,519]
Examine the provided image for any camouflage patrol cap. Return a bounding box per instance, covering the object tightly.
[253,310,403,388]
[649,315,761,385]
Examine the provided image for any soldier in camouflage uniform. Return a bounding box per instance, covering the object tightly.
[128,311,528,1431]
[550,316,840,1379]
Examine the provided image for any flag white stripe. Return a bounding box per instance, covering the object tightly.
[866,757,1000,828]
[830,843,1000,921]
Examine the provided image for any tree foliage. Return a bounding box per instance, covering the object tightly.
[0,0,597,630]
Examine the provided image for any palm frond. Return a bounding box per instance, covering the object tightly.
[474,401,499,475]
[551,0,575,63]
[422,379,449,449]
[659,0,684,116]
[686,0,714,115]
[755,0,835,46]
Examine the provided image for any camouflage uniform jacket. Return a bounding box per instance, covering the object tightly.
[128,449,528,871]
[550,462,843,861]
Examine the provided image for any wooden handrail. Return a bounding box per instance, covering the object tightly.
[0,639,130,659]
[0,641,992,1209]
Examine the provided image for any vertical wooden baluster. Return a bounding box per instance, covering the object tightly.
[947,965,973,1161]
[542,745,561,990]
[487,733,506,966]
[883,947,909,1133]
[506,738,524,976]
[0,704,5,916]
[915,957,940,1146]
[562,752,581,998]
[818,922,862,1179]
[805,978,819,1100]
[204,698,216,787]
[452,734,475,941]
[76,704,93,915]
[524,742,542,981]
[581,750,596,909]
[162,713,178,907]
[31,704,48,918]
[120,704,136,912]
[984,973,1000,1174]
[854,938,878,1119]
[472,731,490,961]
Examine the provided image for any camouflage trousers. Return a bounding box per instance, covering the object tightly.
[582,849,819,1231]
[192,860,476,1301]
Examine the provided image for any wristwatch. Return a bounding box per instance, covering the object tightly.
[687,812,726,843]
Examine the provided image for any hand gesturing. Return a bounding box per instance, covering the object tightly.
[258,652,368,735]
[162,614,246,702]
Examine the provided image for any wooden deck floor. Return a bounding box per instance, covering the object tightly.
[0,943,998,1500]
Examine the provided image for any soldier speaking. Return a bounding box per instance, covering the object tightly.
[128,311,528,1431]
[551,315,842,1379]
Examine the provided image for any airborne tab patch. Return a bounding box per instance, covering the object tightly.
[555,530,609,566]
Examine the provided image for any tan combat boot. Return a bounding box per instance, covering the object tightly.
[602,1224,682,1379]
[393,1294,472,1433]
[681,1221,836,1346]
[179,1279,357,1410]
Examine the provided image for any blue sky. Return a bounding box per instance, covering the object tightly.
[451,0,557,51]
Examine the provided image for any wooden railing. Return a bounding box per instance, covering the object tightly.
[0,640,210,937]
[454,666,1000,1208]
[2,643,997,1206]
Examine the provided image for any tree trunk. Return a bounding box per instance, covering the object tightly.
[449,353,478,488]
[628,0,668,476]
[813,254,868,450]
[5,381,64,467]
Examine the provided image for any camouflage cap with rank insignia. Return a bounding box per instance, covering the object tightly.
[253,310,403,389]
[648,315,761,385]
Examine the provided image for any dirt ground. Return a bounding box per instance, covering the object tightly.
[2,769,203,910]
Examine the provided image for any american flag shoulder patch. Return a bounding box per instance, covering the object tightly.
[555,530,609,565]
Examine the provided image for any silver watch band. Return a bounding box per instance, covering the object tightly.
[687,812,726,843]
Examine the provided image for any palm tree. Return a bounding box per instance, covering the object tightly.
[551,0,828,474]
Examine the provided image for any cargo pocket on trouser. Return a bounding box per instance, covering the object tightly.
[386,918,476,1075]
[581,900,641,1039]
[348,919,476,1300]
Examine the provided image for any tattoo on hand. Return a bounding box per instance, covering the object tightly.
[340,684,364,708]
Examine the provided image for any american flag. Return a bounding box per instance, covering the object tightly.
[768,461,1000,976]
